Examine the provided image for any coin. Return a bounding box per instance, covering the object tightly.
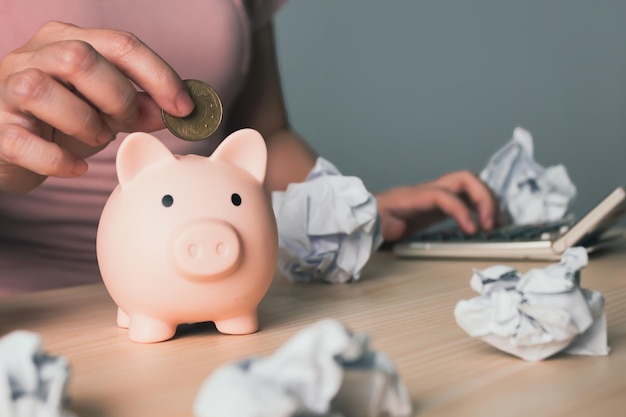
[162,79,223,141]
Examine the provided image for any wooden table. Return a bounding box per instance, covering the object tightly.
[1,241,625,417]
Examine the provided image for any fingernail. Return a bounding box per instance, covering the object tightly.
[465,221,477,234]
[96,128,114,145]
[71,158,88,176]
[176,90,195,115]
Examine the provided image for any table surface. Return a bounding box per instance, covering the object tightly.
[1,241,625,417]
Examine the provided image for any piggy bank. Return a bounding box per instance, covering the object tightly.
[96,129,278,343]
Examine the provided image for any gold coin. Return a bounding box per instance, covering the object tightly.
[162,79,223,141]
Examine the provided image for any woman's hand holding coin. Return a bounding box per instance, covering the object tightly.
[0,21,194,193]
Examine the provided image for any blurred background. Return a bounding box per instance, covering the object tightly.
[274,0,625,219]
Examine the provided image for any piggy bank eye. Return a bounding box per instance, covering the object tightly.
[162,194,174,207]
[231,193,241,206]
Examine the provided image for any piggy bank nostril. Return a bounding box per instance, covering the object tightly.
[216,242,227,256]
[187,244,200,258]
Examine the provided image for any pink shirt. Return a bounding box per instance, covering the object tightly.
[0,0,284,295]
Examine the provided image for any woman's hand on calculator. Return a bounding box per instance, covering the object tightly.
[375,170,499,242]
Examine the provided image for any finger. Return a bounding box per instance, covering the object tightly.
[413,187,478,234]
[0,124,88,178]
[23,40,165,133]
[28,39,143,128]
[37,22,194,117]
[435,170,497,231]
[1,68,114,147]
[114,91,168,133]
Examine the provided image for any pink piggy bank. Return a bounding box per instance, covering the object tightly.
[96,129,278,343]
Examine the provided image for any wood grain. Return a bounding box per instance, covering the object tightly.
[1,240,625,417]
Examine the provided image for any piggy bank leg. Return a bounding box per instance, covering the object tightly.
[214,312,259,335]
[117,308,130,329]
[128,314,177,343]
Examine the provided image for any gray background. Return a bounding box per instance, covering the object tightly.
[274,0,625,219]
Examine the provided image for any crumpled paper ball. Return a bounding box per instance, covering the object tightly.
[272,157,383,283]
[480,127,577,225]
[193,319,412,417]
[454,247,609,361]
[0,330,75,417]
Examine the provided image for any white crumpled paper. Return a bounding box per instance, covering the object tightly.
[480,127,577,225]
[454,247,609,361]
[0,331,75,417]
[272,157,383,283]
[193,319,412,417]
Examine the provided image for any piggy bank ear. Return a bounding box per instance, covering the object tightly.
[211,129,267,183]
[116,132,176,187]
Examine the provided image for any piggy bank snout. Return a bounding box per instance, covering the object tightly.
[170,219,242,282]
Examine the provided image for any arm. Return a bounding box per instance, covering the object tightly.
[226,23,498,242]
[225,23,317,193]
